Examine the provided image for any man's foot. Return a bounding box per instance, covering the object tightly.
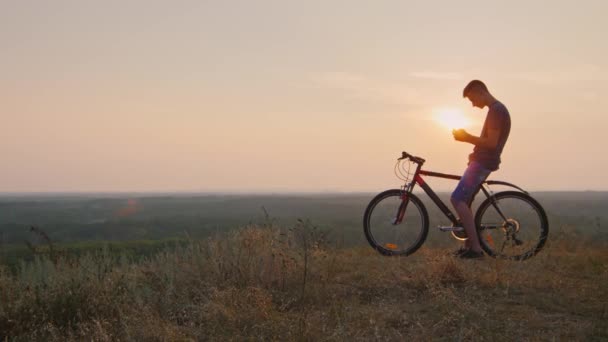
[458,249,484,259]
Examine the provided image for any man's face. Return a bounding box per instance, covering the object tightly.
[466,91,484,109]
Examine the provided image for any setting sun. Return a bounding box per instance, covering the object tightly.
[433,107,471,130]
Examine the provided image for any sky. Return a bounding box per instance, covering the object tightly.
[1,0,607,192]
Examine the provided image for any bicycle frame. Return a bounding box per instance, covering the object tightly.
[397,160,527,227]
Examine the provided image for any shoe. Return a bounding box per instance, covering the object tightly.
[458,249,484,259]
[451,247,468,256]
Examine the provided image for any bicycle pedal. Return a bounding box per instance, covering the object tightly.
[438,226,464,232]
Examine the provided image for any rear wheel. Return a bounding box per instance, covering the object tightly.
[475,191,548,260]
[363,190,429,256]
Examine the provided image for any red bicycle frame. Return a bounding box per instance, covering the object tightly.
[394,152,526,226]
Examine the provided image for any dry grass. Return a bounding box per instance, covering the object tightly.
[0,223,607,341]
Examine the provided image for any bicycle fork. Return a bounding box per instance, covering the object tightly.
[391,191,410,225]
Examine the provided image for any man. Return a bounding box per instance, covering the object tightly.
[451,80,511,259]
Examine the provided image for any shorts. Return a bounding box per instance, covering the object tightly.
[451,161,491,204]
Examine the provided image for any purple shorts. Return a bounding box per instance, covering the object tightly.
[451,161,491,204]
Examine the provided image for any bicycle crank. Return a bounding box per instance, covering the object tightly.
[438,226,464,232]
[438,225,468,241]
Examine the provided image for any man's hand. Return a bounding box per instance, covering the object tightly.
[453,128,500,148]
[452,129,470,142]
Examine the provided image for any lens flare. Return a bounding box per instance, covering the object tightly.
[433,108,471,130]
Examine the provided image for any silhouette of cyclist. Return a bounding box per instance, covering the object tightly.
[451,80,511,259]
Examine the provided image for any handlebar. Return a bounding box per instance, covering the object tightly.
[398,151,426,164]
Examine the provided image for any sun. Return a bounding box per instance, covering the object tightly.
[433,107,471,130]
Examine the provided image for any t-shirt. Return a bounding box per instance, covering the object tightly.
[469,101,511,171]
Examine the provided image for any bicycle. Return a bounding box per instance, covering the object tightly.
[363,151,549,260]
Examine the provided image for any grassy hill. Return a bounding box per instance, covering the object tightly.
[1,192,607,340]
[1,223,606,341]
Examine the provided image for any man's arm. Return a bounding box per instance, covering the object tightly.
[453,128,500,149]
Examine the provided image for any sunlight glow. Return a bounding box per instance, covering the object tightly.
[433,107,471,130]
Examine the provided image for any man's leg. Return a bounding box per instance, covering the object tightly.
[452,200,482,252]
[450,162,491,253]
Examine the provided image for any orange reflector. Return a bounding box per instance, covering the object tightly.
[486,234,494,247]
[385,243,398,249]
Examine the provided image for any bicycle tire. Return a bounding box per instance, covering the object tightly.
[363,189,429,256]
[475,191,549,261]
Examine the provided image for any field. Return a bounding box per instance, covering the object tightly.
[0,191,607,340]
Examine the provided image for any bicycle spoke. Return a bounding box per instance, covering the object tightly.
[364,190,428,256]
[476,192,548,260]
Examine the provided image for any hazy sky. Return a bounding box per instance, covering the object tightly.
[1,0,607,192]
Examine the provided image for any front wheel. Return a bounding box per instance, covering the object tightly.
[363,190,429,256]
[475,191,549,261]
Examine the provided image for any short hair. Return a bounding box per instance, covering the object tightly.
[463,80,488,97]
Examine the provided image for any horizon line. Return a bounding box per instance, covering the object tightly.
[1,189,607,197]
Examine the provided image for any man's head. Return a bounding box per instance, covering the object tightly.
[463,80,491,108]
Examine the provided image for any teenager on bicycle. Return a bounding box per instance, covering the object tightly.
[451,80,511,259]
